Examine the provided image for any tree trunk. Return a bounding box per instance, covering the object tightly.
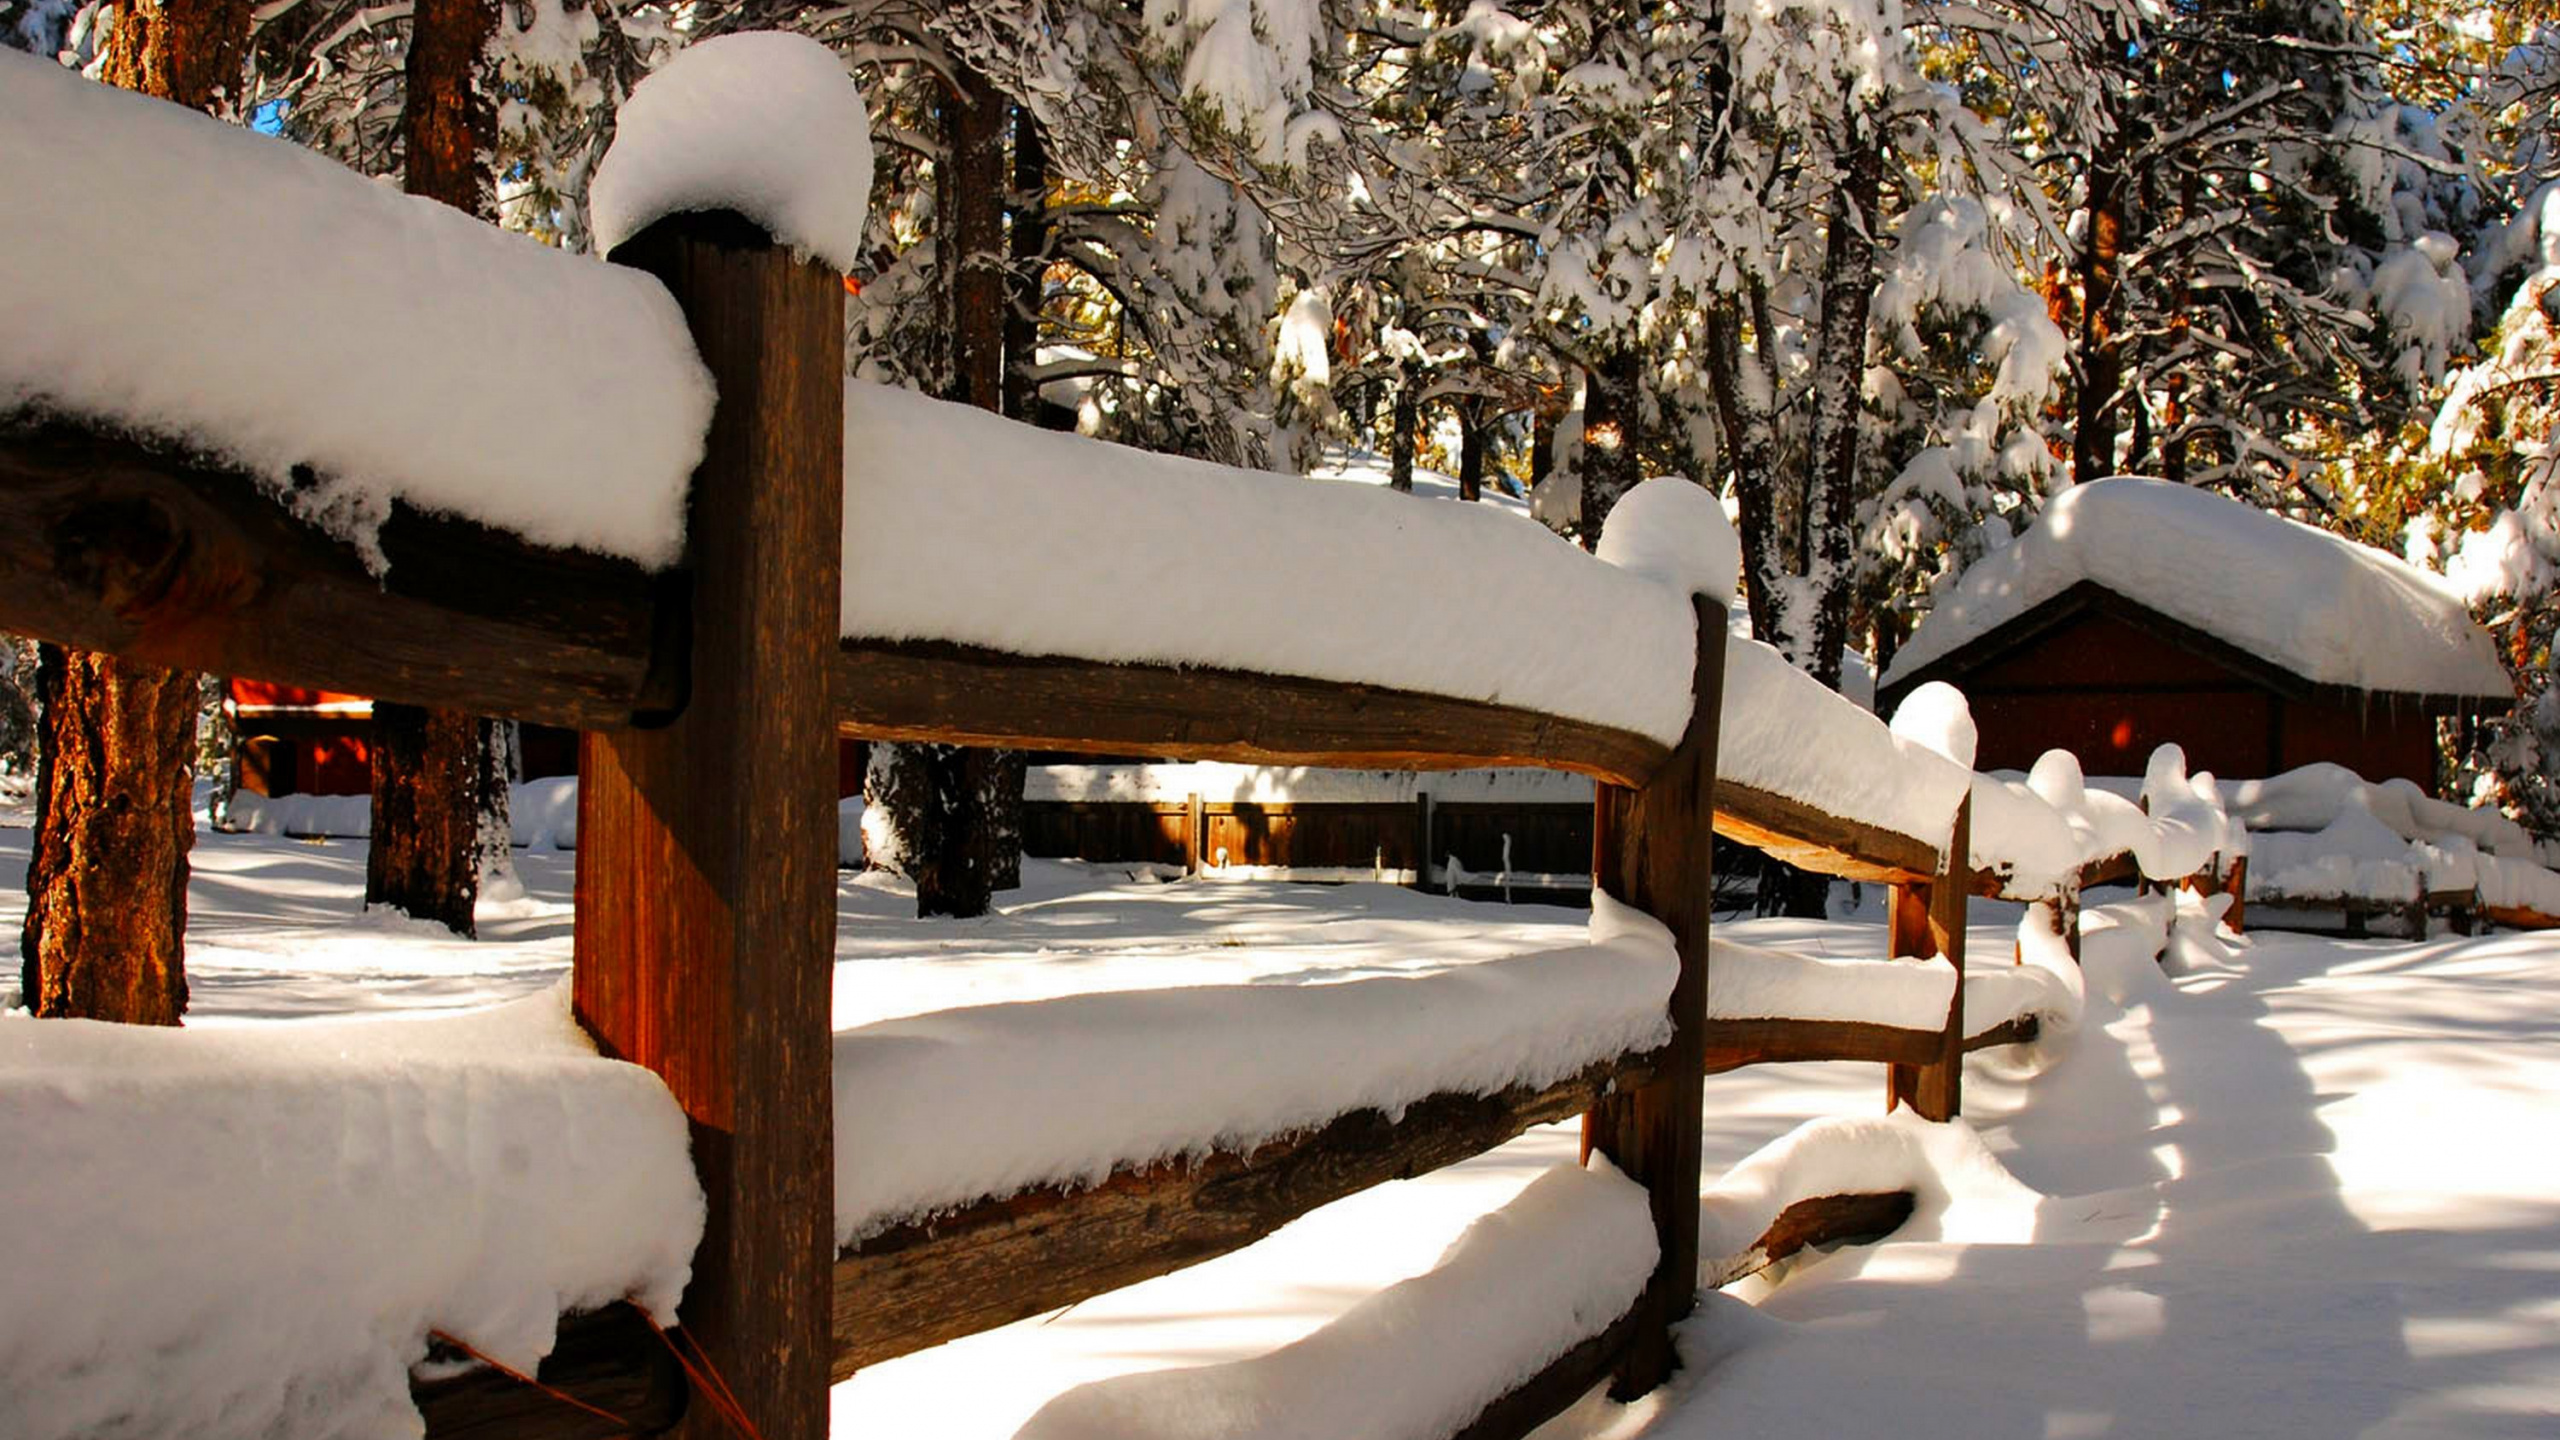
[868,58,1019,918]
[1794,134,1885,694]
[1456,399,1485,502]
[364,0,502,934]
[97,0,254,117]
[1389,362,1420,492]
[1574,349,1644,545]
[2075,120,2131,484]
[22,0,256,1023]
[366,703,478,932]
[1001,105,1049,427]
[20,647,194,1022]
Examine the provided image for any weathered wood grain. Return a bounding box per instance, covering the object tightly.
[1964,1015,2042,1052]
[1699,1015,1944,1073]
[831,1049,1662,1378]
[1702,1190,1919,1289]
[574,212,842,1440]
[1888,795,1971,1122]
[0,420,674,728]
[837,637,1674,788]
[1712,780,1938,885]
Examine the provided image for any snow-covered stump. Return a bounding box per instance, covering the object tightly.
[1886,793,1971,1121]
[1581,598,1726,1397]
[572,216,845,1440]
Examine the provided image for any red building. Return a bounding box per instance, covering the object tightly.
[1877,480,2513,791]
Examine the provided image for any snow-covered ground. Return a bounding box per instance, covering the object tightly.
[3,820,2555,1439]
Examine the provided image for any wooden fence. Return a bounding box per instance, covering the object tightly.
[3,205,2085,1440]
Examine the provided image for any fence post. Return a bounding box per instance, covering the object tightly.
[1184,792,1204,875]
[1887,792,1970,1121]
[1583,597,1724,1397]
[574,210,843,1440]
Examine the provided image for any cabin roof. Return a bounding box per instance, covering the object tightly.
[1881,478,2512,702]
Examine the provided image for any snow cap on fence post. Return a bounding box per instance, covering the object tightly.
[1888,681,1978,772]
[1594,477,1741,606]
[590,32,874,270]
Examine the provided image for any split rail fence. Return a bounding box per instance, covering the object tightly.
[3,207,2168,1440]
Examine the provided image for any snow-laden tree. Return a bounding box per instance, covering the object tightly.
[2406,175,2560,830]
[2021,0,2483,500]
[1857,194,2071,662]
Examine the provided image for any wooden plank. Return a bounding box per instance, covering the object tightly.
[1700,1015,1943,1073]
[0,420,673,729]
[1964,1015,2041,1052]
[1583,598,1724,1398]
[1445,1304,1645,1440]
[2080,851,2140,890]
[1712,779,1937,885]
[414,1303,686,1440]
[2481,903,2560,930]
[573,211,842,1440]
[837,637,1672,788]
[1888,794,1971,1121]
[831,1050,1663,1377]
[1702,1191,1918,1289]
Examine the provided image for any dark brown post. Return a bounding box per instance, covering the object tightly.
[1887,793,1970,1121]
[1583,598,1724,1397]
[1185,791,1205,875]
[575,211,843,1440]
[2223,854,2248,934]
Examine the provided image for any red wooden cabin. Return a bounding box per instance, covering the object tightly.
[1877,480,2513,792]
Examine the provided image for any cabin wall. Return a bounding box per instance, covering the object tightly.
[1938,610,2445,791]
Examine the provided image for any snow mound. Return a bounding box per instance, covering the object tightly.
[1969,770,2082,897]
[1595,476,1741,605]
[2248,798,2423,903]
[590,31,873,271]
[1888,681,1978,770]
[1883,477,2510,698]
[1014,1159,1654,1440]
[839,381,1700,747]
[1701,1111,2043,1273]
[1,47,712,567]
[832,902,1678,1241]
[1708,938,1956,1030]
[2220,762,2535,859]
[0,985,703,1440]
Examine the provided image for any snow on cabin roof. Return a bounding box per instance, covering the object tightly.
[1882,477,2511,700]
[0,48,714,567]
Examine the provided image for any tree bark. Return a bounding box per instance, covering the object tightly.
[1795,133,1884,695]
[366,703,479,932]
[1390,360,1420,492]
[1574,349,1644,545]
[97,0,254,116]
[868,57,1020,918]
[21,0,256,1023]
[21,647,194,1023]
[1456,399,1486,502]
[364,0,502,934]
[2075,98,2133,484]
